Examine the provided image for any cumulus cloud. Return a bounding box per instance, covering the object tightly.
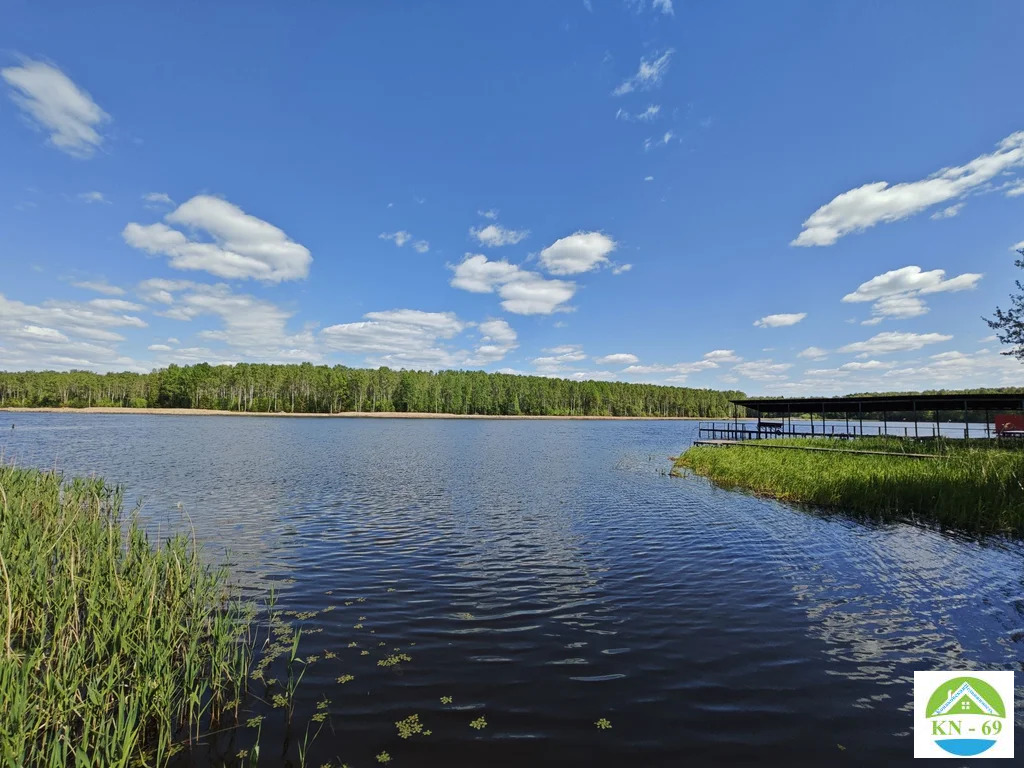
[532,345,588,372]
[733,359,793,381]
[470,223,529,247]
[449,254,576,315]
[798,346,828,360]
[842,265,982,323]
[0,292,147,371]
[89,298,145,312]
[595,352,639,365]
[478,209,499,220]
[538,231,616,275]
[468,319,518,364]
[612,263,633,274]
[703,349,742,363]
[753,312,806,328]
[839,331,952,355]
[123,195,312,282]
[613,50,674,96]
[138,282,319,362]
[653,0,674,15]
[792,131,1024,246]
[1,59,110,157]
[413,240,430,253]
[322,309,468,369]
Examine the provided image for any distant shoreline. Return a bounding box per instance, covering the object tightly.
[0,407,707,421]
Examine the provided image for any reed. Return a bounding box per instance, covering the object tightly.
[0,464,254,766]
[674,438,1024,533]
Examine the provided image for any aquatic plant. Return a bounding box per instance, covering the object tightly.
[0,465,253,765]
[675,438,1024,533]
[595,718,612,730]
[396,713,425,739]
[376,751,392,763]
[378,653,412,668]
[470,716,488,730]
[440,696,453,705]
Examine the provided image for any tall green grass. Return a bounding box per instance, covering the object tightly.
[674,438,1024,533]
[0,465,254,767]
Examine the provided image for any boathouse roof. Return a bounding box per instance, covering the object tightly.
[732,392,1024,415]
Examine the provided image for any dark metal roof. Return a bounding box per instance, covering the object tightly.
[732,393,1024,414]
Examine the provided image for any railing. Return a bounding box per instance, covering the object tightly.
[696,421,995,441]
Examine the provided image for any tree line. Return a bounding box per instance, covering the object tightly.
[0,364,747,418]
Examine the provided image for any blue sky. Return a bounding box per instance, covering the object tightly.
[2,0,1023,395]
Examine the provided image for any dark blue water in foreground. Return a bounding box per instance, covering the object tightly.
[2,413,1022,766]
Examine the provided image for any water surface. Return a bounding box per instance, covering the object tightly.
[3,413,1022,766]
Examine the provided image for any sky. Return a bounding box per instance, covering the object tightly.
[2,0,1023,396]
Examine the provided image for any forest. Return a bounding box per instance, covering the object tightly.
[0,364,747,418]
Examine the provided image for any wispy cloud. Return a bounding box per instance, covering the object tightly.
[1,59,110,158]
[613,50,674,96]
[793,131,1024,246]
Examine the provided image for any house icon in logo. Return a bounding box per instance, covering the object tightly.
[930,681,999,718]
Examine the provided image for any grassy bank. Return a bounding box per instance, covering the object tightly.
[673,437,1024,534]
[0,465,253,766]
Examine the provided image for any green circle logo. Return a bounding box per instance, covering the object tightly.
[925,676,1007,757]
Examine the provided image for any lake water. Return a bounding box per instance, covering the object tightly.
[3,413,1022,766]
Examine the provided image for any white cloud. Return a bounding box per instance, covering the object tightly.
[653,0,674,15]
[89,298,145,312]
[843,266,982,302]
[322,309,467,369]
[0,292,148,371]
[613,50,674,96]
[616,104,661,122]
[930,202,964,220]
[1006,180,1024,197]
[74,280,125,296]
[77,191,107,204]
[145,283,319,362]
[470,223,529,247]
[643,131,674,151]
[839,331,953,355]
[623,360,718,376]
[703,349,742,363]
[842,265,982,323]
[538,231,616,275]
[644,176,654,182]
[798,346,829,360]
[450,254,521,293]
[478,209,499,220]
[413,240,430,253]
[753,312,806,328]
[498,273,576,315]
[595,352,639,365]
[123,195,312,282]
[379,230,411,246]
[449,254,576,315]
[469,319,518,364]
[143,192,174,208]
[612,263,633,274]
[533,344,588,372]
[1,59,110,158]
[793,131,1024,246]
[733,359,792,381]
[147,343,172,352]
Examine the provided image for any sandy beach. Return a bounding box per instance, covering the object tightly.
[0,407,705,421]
